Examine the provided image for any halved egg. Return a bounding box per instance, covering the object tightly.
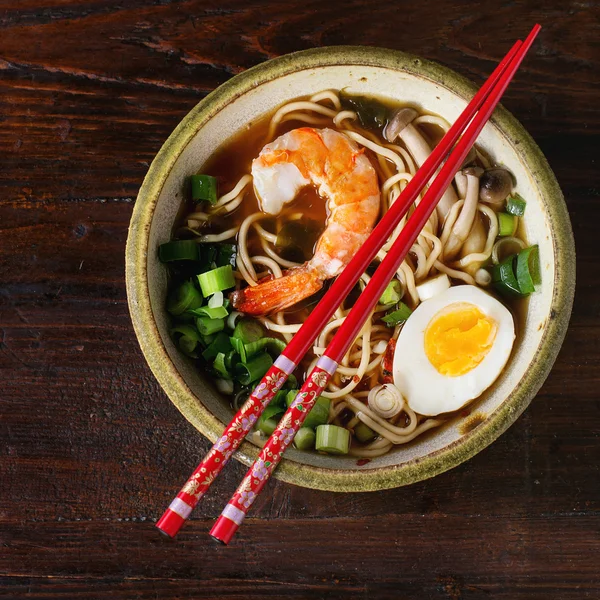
[393,285,515,416]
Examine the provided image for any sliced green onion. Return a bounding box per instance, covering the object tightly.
[293,428,316,450]
[379,280,403,306]
[303,396,331,429]
[256,404,284,435]
[213,352,231,380]
[230,336,247,363]
[516,245,541,294]
[159,240,199,263]
[315,424,350,455]
[195,316,225,336]
[285,389,299,407]
[497,212,517,237]
[232,318,264,344]
[199,332,215,348]
[201,332,231,361]
[215,378,234,395]
[216,243,237,268]
[171,324,201,357]
[284,374,298,389]
[271,389,289,408]
[227,311,243,331]
[190,174,218,204]
[188,305,229,319]
[382,302,413,326]
[506,193,527,216]
[234,352,273,385]
[244,337,286,359]
[167,280,203,316]
[197,265,235,297]
[354,422,377,443]
[490,256,526,298]
[224,350,240,370]
[208,291,224,308]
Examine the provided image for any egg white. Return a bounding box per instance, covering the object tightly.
[393,285,515,416]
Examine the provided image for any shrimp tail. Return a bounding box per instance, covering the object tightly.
[230,266,324,316]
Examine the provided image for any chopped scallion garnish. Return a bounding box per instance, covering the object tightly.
[190,174,218,204]
[159,240,199,263]
[506,193,527,216]
[382,302,412,326]
[515,245,540,294]
[379,279,403,306]
[234,352,273,385]
[197,265,235,297]
[201,332,231,361]
[315,424,350,455]
[232,318,264,344]
[196,316,225,336]
[167,280,203,316]
[244,337,286,359]
[497,212,517,237]
[293,428,316,450]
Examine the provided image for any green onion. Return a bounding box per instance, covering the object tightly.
[199,333,215,348]
[354,422,377,443]
[490,256,526,298]
[382,302,413,326]
[215,243,237,268]
[244,337,286,359]
[516,245,541,294]
[159,240,198,262]
[230,336,247,363]
[201,332,232,361]
[232,318,264,344]
[213,352,231,379]
[224,350,240,370]
[506,193,527,216]
[293,428,316,451]
[196,316,225,336]
[256,404,284,435]
[497,212,517,237]
[234,352,273,385]
[197,265,235,296]
[188,305,229,319]
[171,325,201,357]
[271,389,290,408]
[284,373,298,389]
[190,174,218,204]
[285,392,330,429]
[167,280,203,316]
[208,291,224,308]
[379,279,403,306]
[315,424,351,455]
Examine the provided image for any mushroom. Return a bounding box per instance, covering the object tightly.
[385,108,458,219]
[460,212,487,275]
[479,167,513,207]
[444,167,483,260]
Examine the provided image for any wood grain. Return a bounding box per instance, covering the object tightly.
[1,0,599,598]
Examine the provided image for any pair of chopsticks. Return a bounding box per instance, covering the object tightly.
[157,25,541,544]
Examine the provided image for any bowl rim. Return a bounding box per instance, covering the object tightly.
[126,45,575,492]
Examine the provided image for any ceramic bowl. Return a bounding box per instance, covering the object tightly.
[126,47,575,492]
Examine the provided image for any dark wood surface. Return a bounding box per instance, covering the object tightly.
[1,1,598,598]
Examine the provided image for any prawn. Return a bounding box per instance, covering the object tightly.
[231,127,380,316]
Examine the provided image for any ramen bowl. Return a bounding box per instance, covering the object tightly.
[126,47,574,492]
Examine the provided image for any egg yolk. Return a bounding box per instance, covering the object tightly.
[424,302,497,377]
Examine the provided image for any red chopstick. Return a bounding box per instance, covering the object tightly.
[157,35,526,539]
[210,25,541,545]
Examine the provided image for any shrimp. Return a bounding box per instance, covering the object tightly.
[231,127,381,316]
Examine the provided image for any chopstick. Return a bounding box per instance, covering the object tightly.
[157,33,529,539]
[210,24,541,545]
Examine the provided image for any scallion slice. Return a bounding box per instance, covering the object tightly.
[506,193,527,216]
[213,352,231,380]
[190,174,218,204]
[379,279,403,306]
[197,265,235,297]
[497,212,517,237]
[201,332,232,361]
[171,324,201,357]
[232,318,264,344]
[196,316,225,336]
[315,424,350,455]
[303,396,331,429]
[208,291,224,309]
[293,428,316,451]
[244,337,286,359]
[167,280,203,316]
[256,404,284,435]
[490,256,526,298]
[354,422,377,443]
[230,336,247,363]
[284,373,298,389]
[189,305,229,319]
[159,240,199,262]
[516,245,540,294]
[234,352,273,385]
[382,302,413,326]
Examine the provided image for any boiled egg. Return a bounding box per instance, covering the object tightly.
[393,285,515,416]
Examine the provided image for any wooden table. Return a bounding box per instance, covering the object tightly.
[1,2,598,598]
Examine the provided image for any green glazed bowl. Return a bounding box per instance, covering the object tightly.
[126,47,575,492]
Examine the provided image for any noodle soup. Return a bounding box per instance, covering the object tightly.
[159,90,540,459]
